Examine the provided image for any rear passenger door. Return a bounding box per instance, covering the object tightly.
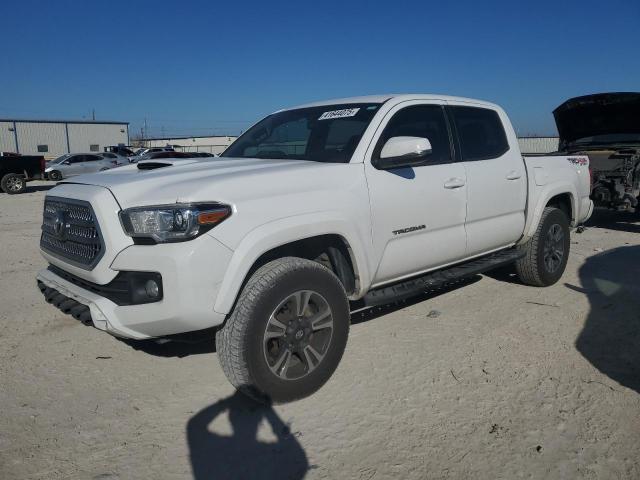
[64,155,86,176]
[447,103,526,256]
[82,154,105,173]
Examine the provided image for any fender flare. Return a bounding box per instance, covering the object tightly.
[212,212,372,314]
[520,182,578,243]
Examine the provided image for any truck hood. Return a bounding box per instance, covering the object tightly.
[59,157,351,209]
[553,92,640,148]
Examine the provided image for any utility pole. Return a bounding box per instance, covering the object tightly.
[92,108,95,121]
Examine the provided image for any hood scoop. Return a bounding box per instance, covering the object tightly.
[137,161,173,170]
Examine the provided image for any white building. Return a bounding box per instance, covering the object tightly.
[143,135,237,155]
[0,119,129,159]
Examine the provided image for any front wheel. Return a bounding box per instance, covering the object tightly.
[1,174,26,194]
[48,170,62,181]
[515,207,570,286]
[216,257,350,403]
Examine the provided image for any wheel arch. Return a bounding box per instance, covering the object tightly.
[546,192,574,222]
[520,184,578,243]
[213,215,371,315]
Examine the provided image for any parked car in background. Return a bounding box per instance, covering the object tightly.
[100,152,130,165]
[45,153,123,180]
[0,152,45,194]
[131,147,175,162]
[143,151,196,160]
[554,92,640,213]
[104,145,136,157]
[36,94,593,403]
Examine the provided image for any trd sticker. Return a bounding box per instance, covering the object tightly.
[567,156,588,166]
[392,225,426,235]
[318,108,360,120]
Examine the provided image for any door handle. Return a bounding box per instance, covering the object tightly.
[444,178,466,189]
[506,171,522,180]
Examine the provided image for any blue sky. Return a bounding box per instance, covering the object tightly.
[2,0,639,137]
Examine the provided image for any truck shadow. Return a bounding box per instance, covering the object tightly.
[119,276,482,357]
[571,245,640,394]
[585,208,640,234]
[187,390,309,480]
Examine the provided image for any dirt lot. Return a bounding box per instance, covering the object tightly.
[1,181,639,479]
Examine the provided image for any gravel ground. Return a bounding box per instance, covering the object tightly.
[1,181,639,480]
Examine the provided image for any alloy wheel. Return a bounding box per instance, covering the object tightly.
[263,290,334,381]
[543,223,565,273]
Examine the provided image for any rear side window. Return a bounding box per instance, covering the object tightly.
[374,105,452,164]
[450,106,509,161]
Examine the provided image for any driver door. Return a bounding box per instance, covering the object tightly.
[364,101,468,286]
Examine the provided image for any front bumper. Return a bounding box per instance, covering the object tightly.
[36,233,233,340]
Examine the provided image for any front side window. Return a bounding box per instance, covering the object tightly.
[51,154,70,164]
[373,104,452,164]
[222,103,381,163]
[450,106,509,161]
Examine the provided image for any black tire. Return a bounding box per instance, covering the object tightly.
[48,170,62,181]
[1,173,26,194]
[516,207,570,287]
[216,257,350,404]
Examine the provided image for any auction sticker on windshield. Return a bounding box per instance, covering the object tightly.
[318,108,360,120]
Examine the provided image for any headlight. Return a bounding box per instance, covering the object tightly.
[119,203,232,243]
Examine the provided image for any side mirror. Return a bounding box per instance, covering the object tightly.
[62,160,71,165]
[375,136,432,170]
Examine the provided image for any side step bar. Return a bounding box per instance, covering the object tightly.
[362,247,525,307]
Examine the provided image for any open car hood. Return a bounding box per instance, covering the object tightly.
[553,92,640,148]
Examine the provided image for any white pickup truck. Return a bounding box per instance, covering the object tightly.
[36,95,593,403]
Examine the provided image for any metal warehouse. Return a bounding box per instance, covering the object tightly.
[0,119,129,158]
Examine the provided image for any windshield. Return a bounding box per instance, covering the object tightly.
[572,133,640,146]
[222,103,381,163]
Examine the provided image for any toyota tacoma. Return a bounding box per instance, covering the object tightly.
[36,95,593,402]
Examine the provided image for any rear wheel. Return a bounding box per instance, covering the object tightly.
[48,170,62,181]
[516,207,570,286]
[216,257,349,403]
[1,174,26,194]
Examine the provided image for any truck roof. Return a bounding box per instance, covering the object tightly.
[283,94,500,112]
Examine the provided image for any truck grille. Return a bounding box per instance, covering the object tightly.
[40,198,104,269]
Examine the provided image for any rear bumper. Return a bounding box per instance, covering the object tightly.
[579,198,594,224]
